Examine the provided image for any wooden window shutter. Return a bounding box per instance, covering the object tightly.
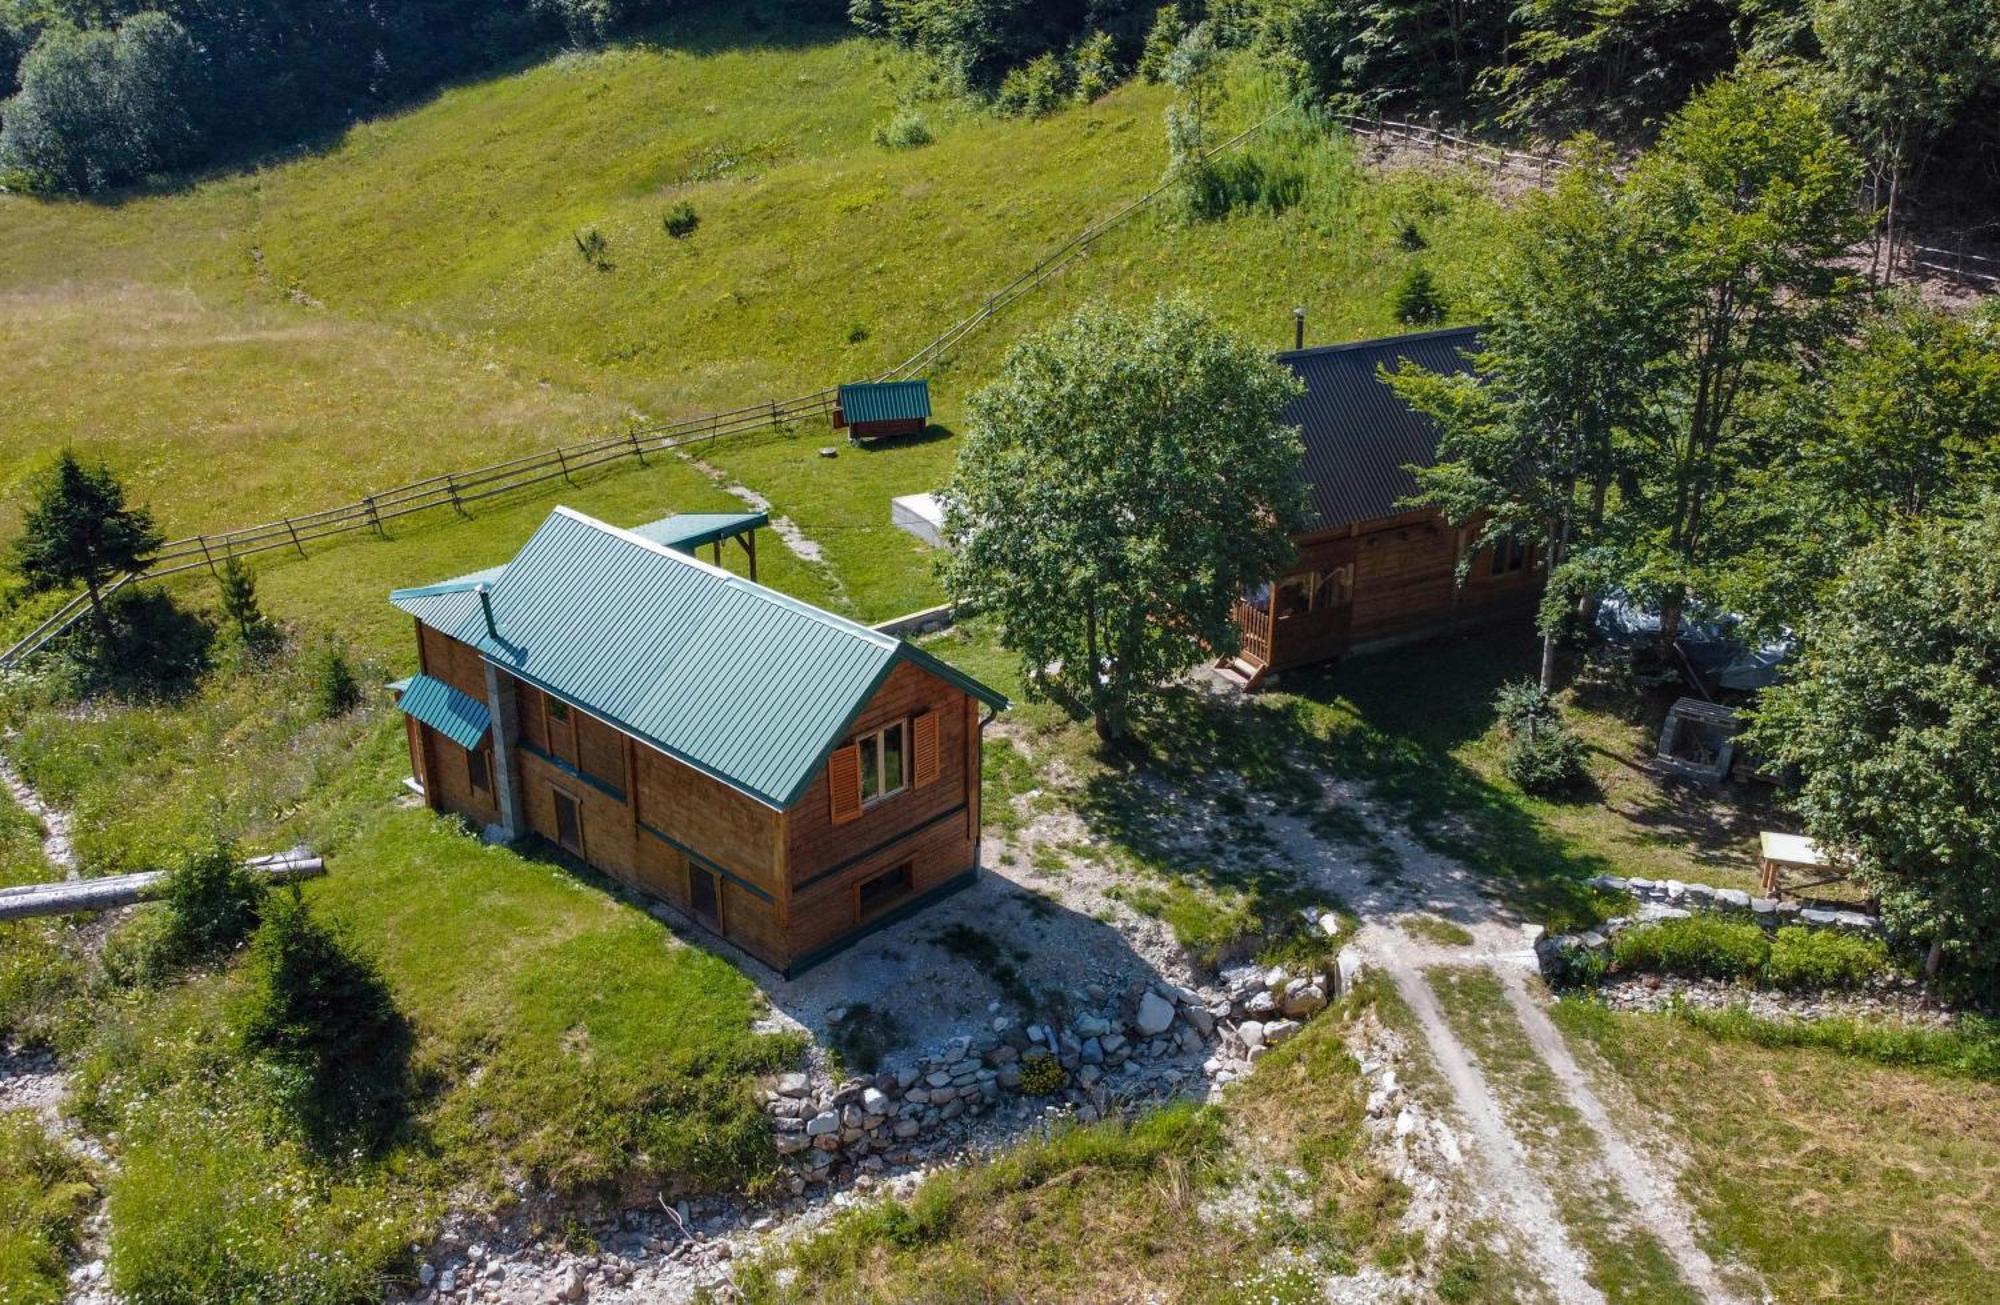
[828,744,863,825]
[912,711,940,788]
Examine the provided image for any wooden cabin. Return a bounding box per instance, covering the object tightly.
[1222,327,1543,690]
[833,379,931,441]
[388,506,1008,977]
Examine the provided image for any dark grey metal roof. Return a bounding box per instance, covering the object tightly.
[1277,327,1483,531]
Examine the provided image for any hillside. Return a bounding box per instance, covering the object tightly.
[0,8,1505,620]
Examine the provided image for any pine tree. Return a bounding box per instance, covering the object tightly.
[13,450,163,651]
[1391,264,1448,325]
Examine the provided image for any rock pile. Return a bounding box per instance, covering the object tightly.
[765,940,1364,1189]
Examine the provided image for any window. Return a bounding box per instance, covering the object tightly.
[857,862,914,920]
[855,721,907,805]
[467,747,492,796]
[547,700,570,724]
[1490,534,1529,576]
[1274,576,1313,619]
[689,865,721,926]
[552,789,583,854]
[1313,565,1353,609]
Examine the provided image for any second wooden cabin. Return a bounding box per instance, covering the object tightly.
[1223,326,1543,690]
[833,379,931,441]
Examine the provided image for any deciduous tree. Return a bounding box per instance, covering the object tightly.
[1750,505,2000,994]
[940,297,1308,739]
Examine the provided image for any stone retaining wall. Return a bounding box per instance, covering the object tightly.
[1536,874,1883,980]
[765,930,1362,1191]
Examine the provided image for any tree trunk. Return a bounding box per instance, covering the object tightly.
[1924,935,1945,984]
[1539,516,1569,693]
[85,574,114,653]
[1084,601,1117,741]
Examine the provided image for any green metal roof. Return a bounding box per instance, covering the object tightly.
[390,507,1005,809]
[629,511,768,553]
[389,565,508,632]
[396,673,492,751]
[838,379,931,424]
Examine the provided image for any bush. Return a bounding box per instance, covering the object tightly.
[871,109,933,150]
[162,837,266,960]
[1541,939,1607,989]
[215,555,276,653]
[662,200,699,239]
[1138,3,1188,83]
[310,642,360,719]
[234,891,411,1151]
[1069,30,1117,103]
[1611,916,1770,981]
[1494,677,1588,795]
[57,588,214,701]
[573,226,610,268]
[995,52,1068,118]
[1017,1050,1067,1095]
[1504,726,1589,796]
[1392,214,1428,251]
[1765,926,1890,991]
[1391,263,1448,325]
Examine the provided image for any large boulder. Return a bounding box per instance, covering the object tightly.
[1132,990,1177,1037]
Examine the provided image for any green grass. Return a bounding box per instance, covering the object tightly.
[1402,913,1475,947]
[1660,1002,2000,1082]
[0,792,81,1045]
[0,1112,95,1305]
[1427,968,1701,1305]
[1555,999,2000,1303]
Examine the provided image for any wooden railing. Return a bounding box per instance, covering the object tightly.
[1232,599,1274,665]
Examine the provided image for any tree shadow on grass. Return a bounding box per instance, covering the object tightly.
[1068,632,1628,934]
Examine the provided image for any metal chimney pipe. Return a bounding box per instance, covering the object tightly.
[477,584,497,638]
[1293,306,1306,351]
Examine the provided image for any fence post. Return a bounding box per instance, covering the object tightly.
[364,495,384,538]
[285,517,306,557]
[446,473,468,518]
[557,446,573,485]
[197,535,218,577]
[629,427,646,466]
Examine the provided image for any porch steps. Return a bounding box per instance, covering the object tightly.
[1214,657,1269,693]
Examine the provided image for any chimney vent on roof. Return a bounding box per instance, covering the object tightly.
[1293,306,1306,351]
[476,584,497,638]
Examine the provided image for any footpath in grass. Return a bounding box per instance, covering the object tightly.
[1554,1000,2000,1305]
[1426,968,1702,1305]
[0,1112,94,1305]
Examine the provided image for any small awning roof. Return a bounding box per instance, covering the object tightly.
[838,379,931,424]
[395,674,491,751]
[629,511,767,553]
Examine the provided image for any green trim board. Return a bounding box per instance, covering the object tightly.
[636,820,776,905]
[394,674,491,751]
[785,865,979,977]
[388,506,1006,811]
[629,511,768,553]
[518,740,627,805]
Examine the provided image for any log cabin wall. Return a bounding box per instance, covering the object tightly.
[412,720,500,830]
[417,621,488,699]
[782,661,979,963]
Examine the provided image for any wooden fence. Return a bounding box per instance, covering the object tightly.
[1,107,1306,670]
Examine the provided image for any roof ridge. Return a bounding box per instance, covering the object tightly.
[1277,325,1484,362]
[556,506,897,649]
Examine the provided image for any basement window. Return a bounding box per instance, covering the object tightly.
[856,721,907,805]
[857,862,914,920]
[467,747,492,796]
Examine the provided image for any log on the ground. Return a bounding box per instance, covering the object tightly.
[0,850,323,922]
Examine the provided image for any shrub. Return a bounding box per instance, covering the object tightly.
[1138,3,1188,83]
[310,642,360,719]
[1391,263,1448,325]
[1069,30,1117,103]
[1493,677,1588,795]
[1393,214,1428,251]
[161,836,265,961]
[662,201,700,239]
[995,53,1068,118]
[871,110,933,150]
[1611,916,1770,981]
[828,1003,905,1075]
[215,555,275,652]
[573,226,610,268]
[1541,940,1607,989]
[1671,1005,2000,1081]
[1505,726,1589,796]
[1765,927,1890,991]
[234,891,411,1151]
[1017,1050,1067,1095]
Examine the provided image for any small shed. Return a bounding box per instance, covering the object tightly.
[835,379,931,440]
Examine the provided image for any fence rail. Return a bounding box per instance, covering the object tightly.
[1,106,1306,669]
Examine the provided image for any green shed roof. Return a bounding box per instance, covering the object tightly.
[396,673,492,751]
[388,565,508,632]
[838,379,931,425]
[629,511,768,553]
[389,507,1005,809]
